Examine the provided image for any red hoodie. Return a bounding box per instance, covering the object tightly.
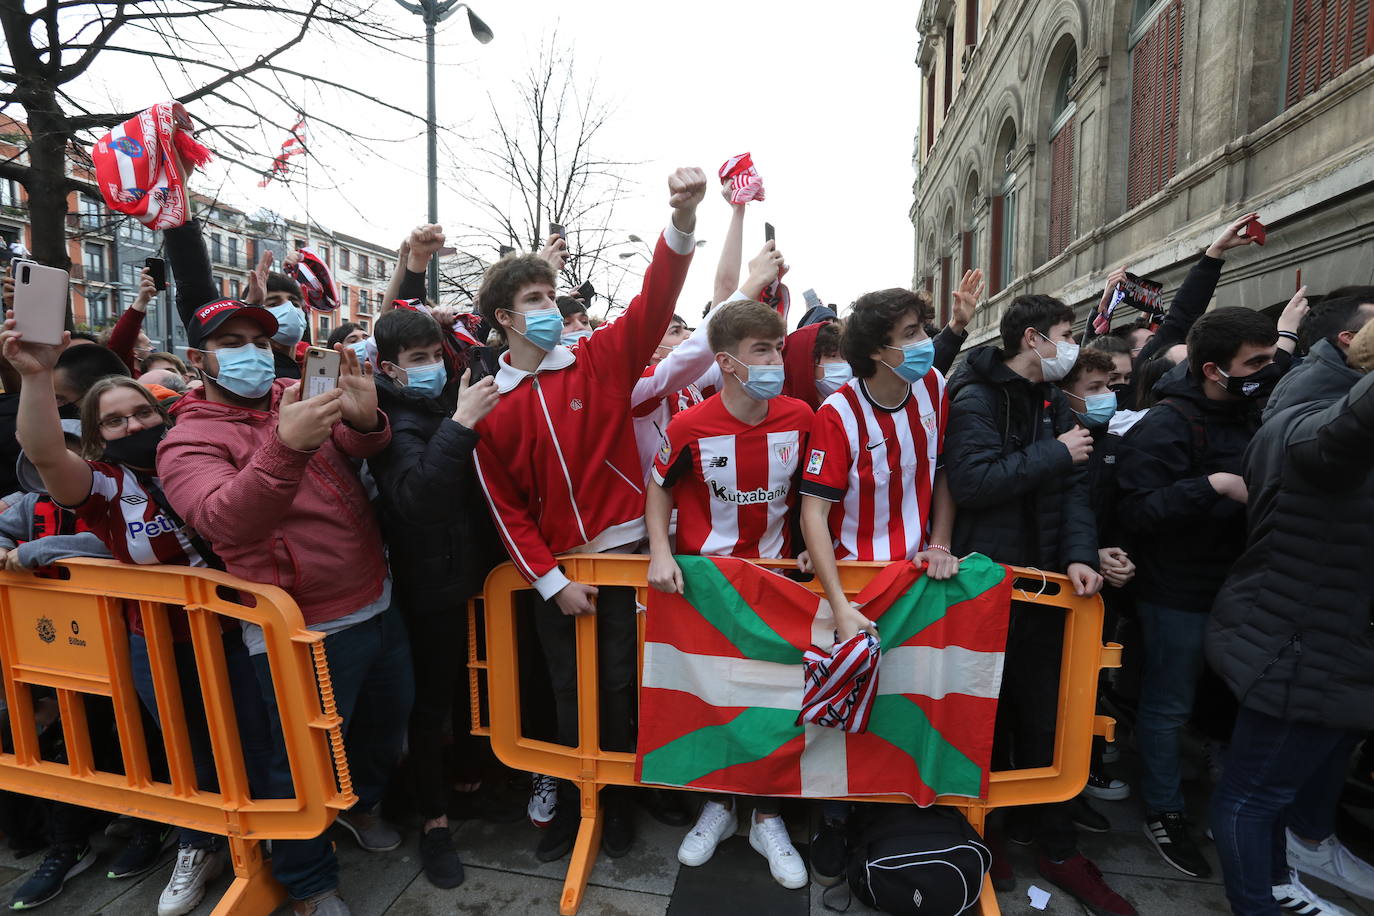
[156,379,391,626]
[782,322,825,410]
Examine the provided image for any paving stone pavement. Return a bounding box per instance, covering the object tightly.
[2,749,1371,915]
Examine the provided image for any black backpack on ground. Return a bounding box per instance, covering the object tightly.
[828,805,991,915]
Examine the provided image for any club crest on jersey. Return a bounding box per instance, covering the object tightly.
[806,449,825,475]
[569,399,583,411]
[774,443,796,466]
[921,411,939,439]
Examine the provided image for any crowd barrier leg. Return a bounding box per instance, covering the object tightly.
[472,555,1118,916]
[213,835,282,916]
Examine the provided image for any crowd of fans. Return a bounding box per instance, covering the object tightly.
[0,144,1372,916]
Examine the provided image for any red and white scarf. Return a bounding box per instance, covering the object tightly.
[91,102,212,231]
[798,632,881,734]
[292,247,339,312]
[718,152,766,205]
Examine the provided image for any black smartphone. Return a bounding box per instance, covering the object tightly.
[549,222,566,242]
[144,256,168,292]
[764,222,775,244]
[577,280,596,302]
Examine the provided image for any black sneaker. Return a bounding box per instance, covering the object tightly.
[601,794,636,859]
[9,844,96,910]
[1143,812,1212,878]
[640,788,692,827]
[535,803,579,863]
[419,826,465,889]
[106,822,174,879]
[1070,795,1111,833]
[810,820,847,887]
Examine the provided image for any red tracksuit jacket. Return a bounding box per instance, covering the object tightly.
[474,229,694,599]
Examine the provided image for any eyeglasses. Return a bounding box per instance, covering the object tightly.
[98,405,159,432]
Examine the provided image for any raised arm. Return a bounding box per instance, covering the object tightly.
[1,323,93,508]
[713,188,747,307]
[163,221,221,332]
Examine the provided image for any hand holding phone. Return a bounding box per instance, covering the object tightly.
[1243,216,1267,246]
[144,257,168,292]
[549,222,566,242]
[764,222,775,244]
[302,346,341,399]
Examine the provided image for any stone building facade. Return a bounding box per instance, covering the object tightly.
[912,0,1374,345]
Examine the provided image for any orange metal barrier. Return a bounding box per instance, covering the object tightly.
[470,554,1121,916]
[0,558,355,915]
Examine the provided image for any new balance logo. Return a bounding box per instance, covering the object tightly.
[707,456,729,468]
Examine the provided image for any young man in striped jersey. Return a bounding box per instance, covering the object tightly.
[796,287,959,886]
[646,299,814,889]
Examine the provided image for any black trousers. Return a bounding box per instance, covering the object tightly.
[400,590,475,821]
[994,602,1076,860]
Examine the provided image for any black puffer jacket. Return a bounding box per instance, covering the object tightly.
[1264,338,1362,420]
[945,346,1099,570]
[1115,369,1260,609]
[1207,369,1374,729]
[368,375,505,607]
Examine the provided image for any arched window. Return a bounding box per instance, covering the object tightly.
[961,171,981,299]
[1127,0,1185,207]
[1047,43,1078,259]
[990,119,1017,294]
[940,206,956,325]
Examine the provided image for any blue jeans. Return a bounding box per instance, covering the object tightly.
[1211,706,1359,915]
[1136,600,1209,813]
[251,606,414,901]
[129,630,274,848]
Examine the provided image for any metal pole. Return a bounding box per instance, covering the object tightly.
[425,5,440,303]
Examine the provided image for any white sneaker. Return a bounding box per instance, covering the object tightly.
[677,801,737,867]
[1288,829,1374,901]
[528,773,557,828]
[749,813,808,889]
[1273,869,1357,916]
[158,844,226,916]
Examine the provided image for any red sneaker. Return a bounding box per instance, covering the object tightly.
[1036,854,1137,916]
[986,829,1015,892]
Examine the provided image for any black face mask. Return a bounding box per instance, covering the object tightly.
[102,423,167,470]
[1219,362,1284,399]
[1108,382,1132,396]
[57,402,81,421]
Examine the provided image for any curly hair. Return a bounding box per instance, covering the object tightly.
[1058,345,1115,388]
[841,288,927,378]
[476,254,557,343]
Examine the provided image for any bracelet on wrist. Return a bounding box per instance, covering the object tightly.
[1277,330,1299,342]
[926,544,953,555]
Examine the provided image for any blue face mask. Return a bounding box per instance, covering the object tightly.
[348,339,371,367]
[816,361,853,399]
[561,329,593,347]
[508,306,563,352]
[208,343,275,399]
[883,338,936,383]
[723,353,784,401]
[267,304,307,347]
[1072,390,1117,427]
[397,361,447,399]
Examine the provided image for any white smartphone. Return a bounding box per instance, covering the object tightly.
[11,260,69,346]
[302,346,341,399]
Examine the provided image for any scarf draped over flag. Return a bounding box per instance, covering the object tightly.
[91,102,212,231]
[637,554,1013,805]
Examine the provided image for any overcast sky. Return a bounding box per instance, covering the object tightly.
[61,0,921,318]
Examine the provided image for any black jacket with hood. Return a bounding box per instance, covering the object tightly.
[1115,368,1260,609]
[368,374,505,607]
[1207,366,1374,730]
[944,345,1099,571]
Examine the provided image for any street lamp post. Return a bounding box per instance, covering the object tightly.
[393,0,493,302]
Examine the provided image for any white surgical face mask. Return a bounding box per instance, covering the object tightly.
[815,362,852,399]
[1036,331,1080,382]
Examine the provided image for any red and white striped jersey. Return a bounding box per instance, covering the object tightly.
[73,461,207,569]
[653,395,812,559]
[799,372,948,562]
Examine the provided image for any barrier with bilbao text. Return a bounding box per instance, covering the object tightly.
[0,558,354,915]
[469,554,1120,916]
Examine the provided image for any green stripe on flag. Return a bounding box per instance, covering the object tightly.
[867,694,983,798]
[677,556,801,665]
[878,553,1007,648]
[641,706,801,787]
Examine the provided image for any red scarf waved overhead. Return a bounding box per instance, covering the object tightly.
[91,102,213,231]
[718,152,766,206]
